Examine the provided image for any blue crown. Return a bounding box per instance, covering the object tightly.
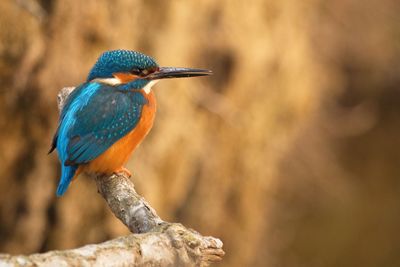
[87,50,158,81]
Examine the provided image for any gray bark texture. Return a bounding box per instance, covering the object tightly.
[0,87,224,267]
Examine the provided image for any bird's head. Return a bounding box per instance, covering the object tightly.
[87,49,211,92]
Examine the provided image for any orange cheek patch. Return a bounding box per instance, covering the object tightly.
[113,72,138,83]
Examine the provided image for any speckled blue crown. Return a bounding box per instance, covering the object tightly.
[87,50,158,81]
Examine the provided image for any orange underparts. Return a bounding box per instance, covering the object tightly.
[73,90,156,179]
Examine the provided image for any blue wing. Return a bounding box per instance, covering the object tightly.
[51,82,147,196]
[64,85,147,165]
[49,84,90,153]
[64,86,147,165]
[51,82,147,164]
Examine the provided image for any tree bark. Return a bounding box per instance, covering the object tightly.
[0,87,224,266]
[0,214,224,266]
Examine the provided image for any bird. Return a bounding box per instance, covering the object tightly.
[49,49,211,196]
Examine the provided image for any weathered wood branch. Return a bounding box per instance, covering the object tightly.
[0,225,224,267]
[94,173,164,234]
[0,173,224,267]
[0,87,224,266]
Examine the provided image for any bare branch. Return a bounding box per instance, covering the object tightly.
[93,172,224,265]
[94,173,164,233]
[0,226,224,266]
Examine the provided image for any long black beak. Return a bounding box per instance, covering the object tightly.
[147,67,212,80]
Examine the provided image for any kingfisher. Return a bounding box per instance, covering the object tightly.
[49,49,211,196]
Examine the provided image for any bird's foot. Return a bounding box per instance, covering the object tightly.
[114,167,132,177]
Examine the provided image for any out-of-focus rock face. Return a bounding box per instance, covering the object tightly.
[0,0,399,266]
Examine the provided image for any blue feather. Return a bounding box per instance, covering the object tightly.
[56,165,78,196]
[55,83,101,196]
[64,86,146,163]
[87,50,158,81]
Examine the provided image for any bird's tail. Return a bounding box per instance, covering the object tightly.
[56,165,78,196]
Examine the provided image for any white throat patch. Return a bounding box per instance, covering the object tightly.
[143,80,158,94]
[92,78,158,94]
[92,77,122,85]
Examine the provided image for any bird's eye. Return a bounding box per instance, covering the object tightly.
[130,68,142,75]
[131,68,156,77]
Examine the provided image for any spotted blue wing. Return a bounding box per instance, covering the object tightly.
[65,87,147,165]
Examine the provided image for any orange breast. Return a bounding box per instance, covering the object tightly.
[79,90,156,175]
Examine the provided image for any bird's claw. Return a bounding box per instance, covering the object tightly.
[114,167,132,177]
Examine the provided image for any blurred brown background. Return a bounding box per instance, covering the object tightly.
[1,0,400,266]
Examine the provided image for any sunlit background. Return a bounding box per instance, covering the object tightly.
[1,0,400,266]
